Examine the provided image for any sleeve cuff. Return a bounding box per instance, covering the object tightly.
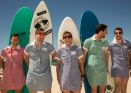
[78,55,84,59]
[24,50,29,55]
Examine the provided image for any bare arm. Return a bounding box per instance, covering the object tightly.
[52,51,61,84]
[56,59,60,84]
[79,56,85,81]
[0,56,5,69]
[83,48,87,65]
[128,53,131,70]
[105,48,110,73]
[24,52,29,67]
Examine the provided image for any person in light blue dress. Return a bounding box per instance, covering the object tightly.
[56,31,84,93]
[106,27,131,93]
[24,28,57,93]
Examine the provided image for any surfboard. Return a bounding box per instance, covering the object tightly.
[30,1,52,44]
[106,57,114,93]
[57,17,81,48]
[9,7,33,93]
[80,10,99,93]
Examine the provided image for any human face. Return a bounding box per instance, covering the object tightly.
[100,29,107,38]
[11,36,19,46]
[35,31,45,41]
[63,33,72,45]
[114,30,123,40]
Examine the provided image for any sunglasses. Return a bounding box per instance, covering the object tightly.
[34,20,48,29]
[63,35,72,39]
[115,32,122,35]
[36,32,45,35]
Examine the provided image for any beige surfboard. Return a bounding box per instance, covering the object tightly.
[106,56,115,93]
[57,17,81,48]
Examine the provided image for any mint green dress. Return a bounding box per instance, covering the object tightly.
[83,37,108,86]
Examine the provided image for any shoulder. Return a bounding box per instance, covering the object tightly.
[45,42,53,47]
[84,37,92,43]
[2,46,10,52]
[124,39,131,44]
[72,44,79,49]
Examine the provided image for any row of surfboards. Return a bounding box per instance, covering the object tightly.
[8,1,114,93]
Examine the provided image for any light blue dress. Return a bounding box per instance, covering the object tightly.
[108,39,131,78]
[25,41,54,91]
[57,44,83,91]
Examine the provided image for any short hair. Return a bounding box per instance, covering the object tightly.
[35,28,44,34]
[11,34,19,39]
[96,24,107,34]
[63,31,72,39]
[114,27,123,34]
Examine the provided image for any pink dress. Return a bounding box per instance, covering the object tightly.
[0,45,25,90]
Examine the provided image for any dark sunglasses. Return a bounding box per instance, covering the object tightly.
[34,20,48,29]
[115,32,122,35]
[63,35,72,39]
[36,32,45,35]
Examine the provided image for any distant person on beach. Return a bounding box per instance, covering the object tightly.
[106,27,131,93]
[56,31,84,93]
[0,34,25,93]
[24,28,57,93]
[83,24,108,93]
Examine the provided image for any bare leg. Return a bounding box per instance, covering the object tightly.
[121,78,128,93]
[113,77,122,93]
[1,89,8,93]
[62,90,71,93]
[15,89,22,93]
[30,91,37,93]
[44,89,51,93]
[91,86,97,93]
[99,85,105,93]
[73,89,81,93]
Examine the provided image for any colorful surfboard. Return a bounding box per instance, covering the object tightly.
[30,1,52,44]
[80,10,99,93]
[9,7,33,93]
[58,17,81,48]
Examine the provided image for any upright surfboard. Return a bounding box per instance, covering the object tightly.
[106,57,115,93]
[30,1,52,44]
[9,7,33,93]
[58,17,81,48]
[80,10,99,93]
[105,38,115,93]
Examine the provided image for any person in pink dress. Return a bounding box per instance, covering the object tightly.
[0,34,25,93]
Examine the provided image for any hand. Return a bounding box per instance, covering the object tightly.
[81,77,84,82]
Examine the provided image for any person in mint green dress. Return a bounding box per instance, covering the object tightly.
[83,24,108,93]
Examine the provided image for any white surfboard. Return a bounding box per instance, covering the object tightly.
[30,1,53,68]
[30,1,52,44]
[57,17,81,48]
[106,56,115,93]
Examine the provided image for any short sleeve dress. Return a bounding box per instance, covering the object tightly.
[0,45,25,90]
[56,44,83,91]
[24,41,55,91]
[108,39,131,78]
[83,36,108,86]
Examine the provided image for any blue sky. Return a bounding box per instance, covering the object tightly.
[0,0,131,51]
